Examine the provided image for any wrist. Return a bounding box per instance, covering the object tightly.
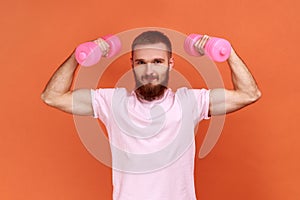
[228,48,238,62]
[69,51,79,65]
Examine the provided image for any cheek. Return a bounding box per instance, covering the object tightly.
[133,67,144,78]
[160,72,168,80]
[157,66,169,75]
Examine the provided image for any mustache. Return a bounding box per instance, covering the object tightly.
[142,74,158,81]
[134,71,169,101]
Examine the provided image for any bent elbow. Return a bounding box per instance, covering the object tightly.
[41,92,56,106]
[249,89,262,103]
[41,91,73,114]
[256,89,262,100]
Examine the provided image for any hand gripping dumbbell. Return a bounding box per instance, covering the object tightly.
[184,34,231,62]
[75,34,121,67]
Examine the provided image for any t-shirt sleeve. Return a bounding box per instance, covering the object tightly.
[191,88,211,122]
[90,88,115,124]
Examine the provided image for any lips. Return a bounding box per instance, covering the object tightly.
[142,75,158,82]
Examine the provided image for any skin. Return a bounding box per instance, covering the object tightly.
[131,43,173,101]
[132,43,172,87]
[41,37,261,116]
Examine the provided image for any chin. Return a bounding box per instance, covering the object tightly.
[135,83,168,101]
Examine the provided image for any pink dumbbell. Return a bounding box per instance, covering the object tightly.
[184,34,231,62]
[75,34,121,67]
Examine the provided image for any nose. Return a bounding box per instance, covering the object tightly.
[145,63,154,75]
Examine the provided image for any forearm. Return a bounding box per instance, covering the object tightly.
[41,37,112,114]
[227,48,261,101]
[208,43,261,115]
[42,51,78,102]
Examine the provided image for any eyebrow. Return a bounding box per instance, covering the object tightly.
[134,59,145,63]
[134,58,165,63]
[153,58,165,62]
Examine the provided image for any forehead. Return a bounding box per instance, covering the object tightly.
[133,43,169,59]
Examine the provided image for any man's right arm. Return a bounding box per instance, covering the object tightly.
[41,51,94,116]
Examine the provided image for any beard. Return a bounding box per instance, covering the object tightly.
[134,72,169,101]
[135,84,168,101]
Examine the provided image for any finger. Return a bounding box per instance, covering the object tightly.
[194,38,205,55]
[99,41,108,56]
[194,39,200,49]
[199,35,209,49]
[202,35,210,48]
[95,38,110,57]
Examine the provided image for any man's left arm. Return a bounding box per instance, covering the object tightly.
[209,48,262,115]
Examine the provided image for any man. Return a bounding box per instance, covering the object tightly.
[42,31,261,199]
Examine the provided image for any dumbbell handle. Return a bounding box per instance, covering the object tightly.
[184,34,232,62]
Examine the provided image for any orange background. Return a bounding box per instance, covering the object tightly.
[1,0,299,199]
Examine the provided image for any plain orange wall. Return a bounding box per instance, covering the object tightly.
[1,0,299,199]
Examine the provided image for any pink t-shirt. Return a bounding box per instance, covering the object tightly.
[91,87,210,200]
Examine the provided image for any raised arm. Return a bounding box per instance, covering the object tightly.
[41,38,110,115]
[209,48,262,115]
[41,51,94,115]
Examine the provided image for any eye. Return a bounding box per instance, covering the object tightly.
[153,59,163,64]
[136,60,146,65]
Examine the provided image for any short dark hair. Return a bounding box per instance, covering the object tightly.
[131,31,172,58]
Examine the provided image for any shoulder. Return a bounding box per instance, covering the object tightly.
[91,88,129,100]
[92,87,128,94]
[175,87,210,96]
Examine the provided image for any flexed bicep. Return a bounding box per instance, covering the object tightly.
[43,89,93,116]
[72,89,94,116]
[209,88,257,115]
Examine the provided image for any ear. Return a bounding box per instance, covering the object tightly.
[168,57,174,71]
[130,57,133,65]
[130,57,134,68]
